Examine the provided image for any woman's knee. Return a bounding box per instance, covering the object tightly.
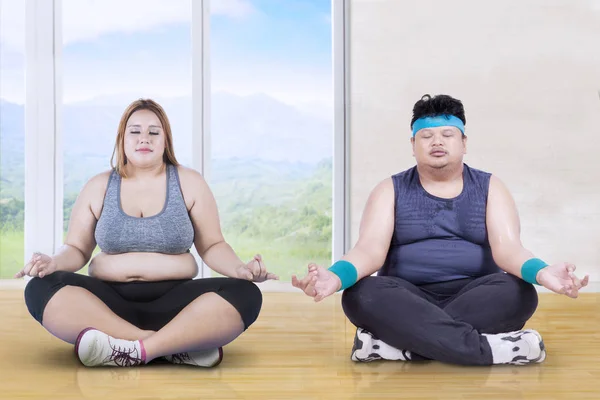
[23,271,71,324]
[219,278,263,330]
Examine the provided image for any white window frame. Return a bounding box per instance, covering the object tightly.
[15,0,350,292]
[23,0,61,282]
[198,0,350,291]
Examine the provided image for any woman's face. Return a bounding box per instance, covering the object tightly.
[123,109,165,169]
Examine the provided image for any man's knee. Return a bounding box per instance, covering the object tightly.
[489,273,539,316]
[341,277,379,309]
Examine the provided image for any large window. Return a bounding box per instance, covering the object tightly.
[61,0,193,272]
[0,1,343,284]
[209,1,334,280]
[0,0,26,279]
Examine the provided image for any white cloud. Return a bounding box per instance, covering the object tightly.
[211,0,256,19]
[211,62,333,109]
[0,0,26,52]
[61,0,255,45]
[0,0,256,52]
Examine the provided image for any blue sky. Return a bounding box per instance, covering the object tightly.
[0,0,333,109]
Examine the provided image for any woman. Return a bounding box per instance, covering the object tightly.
[17,98,277,368]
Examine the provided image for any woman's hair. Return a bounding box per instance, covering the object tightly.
[110,98,179,177]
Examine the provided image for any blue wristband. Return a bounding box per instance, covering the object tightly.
[521,258,549,285]
[328,260,358,291]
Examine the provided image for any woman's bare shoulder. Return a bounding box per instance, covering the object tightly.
[176,165,207,187]
[83,170,113,194]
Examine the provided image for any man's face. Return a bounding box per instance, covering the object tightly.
[411,126,467,169]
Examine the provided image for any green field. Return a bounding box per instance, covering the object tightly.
[0,230,24,278]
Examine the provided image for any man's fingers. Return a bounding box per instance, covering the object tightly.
[291,275,300,286]
[569,272,582,289]
[292,275,306,289]
[562,284,579,299]
[314,289,327,302]
[581,275,590,287]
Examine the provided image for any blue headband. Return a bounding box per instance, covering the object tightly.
[412,115,465,137]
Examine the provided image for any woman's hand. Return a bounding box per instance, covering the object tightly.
[235,254,279,282]
[15,252,58,278]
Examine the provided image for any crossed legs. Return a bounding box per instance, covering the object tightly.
[24,271,262,367]
[341,273,542,366]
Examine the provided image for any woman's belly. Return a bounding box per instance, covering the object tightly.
[88,251,199,282]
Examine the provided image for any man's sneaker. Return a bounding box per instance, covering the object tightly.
[351,327,412,362]
[75,328,146,367]
[164,348,223,368]
[483,329,546,365]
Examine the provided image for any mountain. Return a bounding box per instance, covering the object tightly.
[0,92,333,199]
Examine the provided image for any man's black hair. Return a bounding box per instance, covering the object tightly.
[410,94,466,129]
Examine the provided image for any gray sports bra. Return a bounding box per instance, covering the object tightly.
[94,164,195,254]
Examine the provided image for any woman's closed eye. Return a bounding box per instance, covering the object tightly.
[129,130,160,135]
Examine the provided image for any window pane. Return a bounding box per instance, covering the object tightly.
[62,0,192,273]
[0,0,26,279]
[209,1,334,280]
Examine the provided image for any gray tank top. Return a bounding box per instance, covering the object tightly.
[94,164,195,254]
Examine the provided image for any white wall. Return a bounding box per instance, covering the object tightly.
[348,0,600,288]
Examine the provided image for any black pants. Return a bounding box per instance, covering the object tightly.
[24,271,263,331]
[341,272,538,365]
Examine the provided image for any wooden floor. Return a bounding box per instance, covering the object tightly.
[0,290,598,400]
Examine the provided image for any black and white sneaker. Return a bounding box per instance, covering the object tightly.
[351,327,412,362]
[483,329,546,365]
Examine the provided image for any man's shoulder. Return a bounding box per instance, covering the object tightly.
[464,163,492,176]
[391,165,417,179]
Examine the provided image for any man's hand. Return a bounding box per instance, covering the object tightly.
[536,262,589,298]
[292,263,342,302]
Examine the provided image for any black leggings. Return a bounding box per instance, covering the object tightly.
[341,272,539,365]
[24,271,263,332]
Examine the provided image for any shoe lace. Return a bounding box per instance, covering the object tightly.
[170,352,192,364]
[104,340,143,367]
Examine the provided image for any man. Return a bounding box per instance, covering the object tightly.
[292,94,589,366]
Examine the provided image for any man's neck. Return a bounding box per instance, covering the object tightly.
[416,163,464,184]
